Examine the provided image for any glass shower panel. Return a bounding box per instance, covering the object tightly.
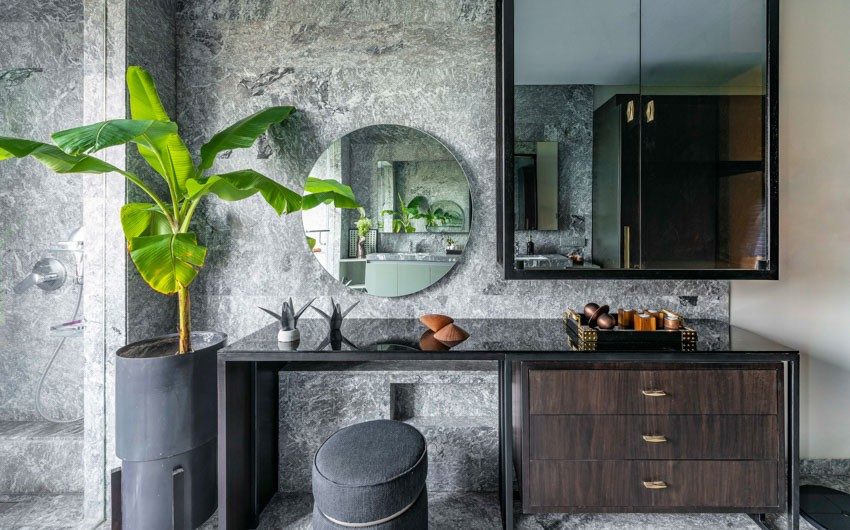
[0,1,87,525]
[640,0,768,270]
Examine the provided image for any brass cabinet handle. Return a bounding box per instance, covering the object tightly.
[642,434,668,443]
[641,389,667,397]
[643,480,668,489]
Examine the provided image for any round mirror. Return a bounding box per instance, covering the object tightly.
[303,125,471,297]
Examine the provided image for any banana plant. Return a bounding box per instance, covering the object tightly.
[0,66,358,354]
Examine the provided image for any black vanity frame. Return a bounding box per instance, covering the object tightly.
[496,0,780,280]
[217,348,799,530]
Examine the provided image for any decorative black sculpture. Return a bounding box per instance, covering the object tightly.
[259,297,315,342]
[311,298,359,351]
[311,297,359,331]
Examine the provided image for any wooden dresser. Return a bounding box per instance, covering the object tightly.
[513,362,785,514]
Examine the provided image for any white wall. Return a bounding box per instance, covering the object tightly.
[731,0,850,458]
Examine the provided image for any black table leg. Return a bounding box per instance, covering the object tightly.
[252,363,281,523]
[500,359,514,530]
[788,359,800,530]
[218,359,253,530]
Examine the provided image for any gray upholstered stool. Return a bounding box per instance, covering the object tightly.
[312,420,428,529]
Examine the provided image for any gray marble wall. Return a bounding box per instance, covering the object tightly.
[515,84,593,259]
[279,363,498,493]
[175,0,729,342]
[0,0,85,422]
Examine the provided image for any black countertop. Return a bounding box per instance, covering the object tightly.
[221,318,797,361]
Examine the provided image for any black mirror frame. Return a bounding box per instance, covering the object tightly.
[496,0,780,280]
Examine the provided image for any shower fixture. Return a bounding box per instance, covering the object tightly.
[13,257,67,294]
[50,225,84,285]
[12,226,86,423]
[13,226,84,294]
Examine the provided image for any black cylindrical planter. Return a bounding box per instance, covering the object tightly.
[116,331,226,530]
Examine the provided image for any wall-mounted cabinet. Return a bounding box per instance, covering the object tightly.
[497,0,779,279]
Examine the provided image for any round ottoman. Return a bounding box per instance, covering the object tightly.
[312,420,428,529]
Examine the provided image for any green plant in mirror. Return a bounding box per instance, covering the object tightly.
[303,176,362,250]
[381,194,428,233]
[419,204,460,229]
[355,210,372,239]
[0,66,359,354]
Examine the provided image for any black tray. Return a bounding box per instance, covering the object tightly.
[564,309,697,351]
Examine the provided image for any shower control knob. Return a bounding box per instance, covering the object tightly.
[13,258,67,294]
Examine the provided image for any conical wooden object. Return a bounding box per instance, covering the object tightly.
[419,330,450,351]
[433,323,470,347]
[419,314,454,332]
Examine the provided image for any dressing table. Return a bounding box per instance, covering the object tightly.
[217,318,798,530]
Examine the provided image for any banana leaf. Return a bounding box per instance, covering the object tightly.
[186,169,302,215]
[126,66,195,195]
[198,106,295,172]
[0,136,124,174]
[51,119,177,156]
[301,176,360,210]
[128,233,207,294]
[120,203,173,240]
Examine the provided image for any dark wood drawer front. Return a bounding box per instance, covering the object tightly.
[527,460,779,510]
[530,415,779,460]
[528,369,778,415]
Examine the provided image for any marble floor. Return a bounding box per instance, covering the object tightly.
[196,487,835,530]
[245,492,766,530]
[0,493,83,529]
[12,475,848,529]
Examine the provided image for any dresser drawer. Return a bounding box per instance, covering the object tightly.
[526,460,779,510]
[529,414,779,460]
[528,368,779,415]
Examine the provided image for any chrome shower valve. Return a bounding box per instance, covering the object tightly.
[13,257,67,294]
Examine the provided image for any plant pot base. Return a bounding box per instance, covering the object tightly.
[116,331,226,530]
[121,438,217,529]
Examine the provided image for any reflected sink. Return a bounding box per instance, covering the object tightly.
[367,252,459,263]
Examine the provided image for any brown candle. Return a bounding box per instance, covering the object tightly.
[635,313,656,331]
[618,308,635,329]
[663,314,682,330]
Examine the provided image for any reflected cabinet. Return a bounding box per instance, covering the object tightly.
[498,0,779,279]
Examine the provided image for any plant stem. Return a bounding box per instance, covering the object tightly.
[179,196,203,233]
[177,286,191,353]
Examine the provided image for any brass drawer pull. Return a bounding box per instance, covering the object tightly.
[642,480,668,489]
[642,434,668,443]
[641,389,667,397]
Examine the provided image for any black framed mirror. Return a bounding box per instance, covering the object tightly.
[497,0,779,279]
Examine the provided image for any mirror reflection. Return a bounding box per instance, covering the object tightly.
[303,125,471,297]
[512,0,769,271]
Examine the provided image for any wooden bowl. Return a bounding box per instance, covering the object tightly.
[433,323,470,347]
[419,330,450,351]
[419,314,454,332]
